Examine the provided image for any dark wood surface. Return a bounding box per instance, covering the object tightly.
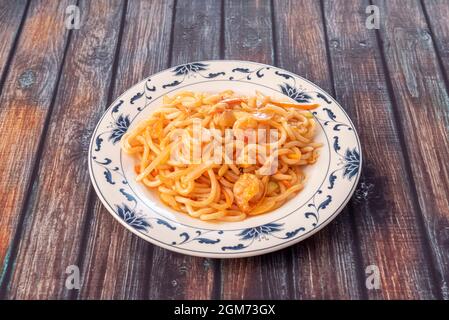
[0,0,448,300]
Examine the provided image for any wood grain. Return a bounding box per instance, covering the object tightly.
[147,0,221,300]
[273,0,363,299]
[372,0,449,299]
[78,0,175,300]
[0,0,28,89]
[224,0,274,63]
[324,0,439,299]
[422,0,449,78]
[2,0,125,299]
[170,0,222,64]
[219,0,292,300]
[0,0,75,292]
[0,0,447,300]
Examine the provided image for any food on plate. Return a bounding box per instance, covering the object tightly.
[121,90,321,222]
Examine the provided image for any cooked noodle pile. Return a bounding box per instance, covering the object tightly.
[121,90,321,222]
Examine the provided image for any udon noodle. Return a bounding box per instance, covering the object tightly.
[121,90,321,222]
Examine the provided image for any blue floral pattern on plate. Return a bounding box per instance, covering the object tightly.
[343,148,360,180]
[109,115,130,144]
[88,60,362,258]
[116,204,150,231]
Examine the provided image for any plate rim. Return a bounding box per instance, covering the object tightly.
[88,59,363,258]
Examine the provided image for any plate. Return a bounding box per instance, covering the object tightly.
[88,60,362,258]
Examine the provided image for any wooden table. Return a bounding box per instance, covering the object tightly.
[0,0,448,300]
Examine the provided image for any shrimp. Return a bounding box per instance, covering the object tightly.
[233,173,260,213]
[233,111,258,129]
[217,110,236,128]
[221,97,247,105]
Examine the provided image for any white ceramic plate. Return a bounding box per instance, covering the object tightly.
[88,60,362,258]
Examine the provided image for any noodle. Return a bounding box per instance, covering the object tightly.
[121,90,321,222]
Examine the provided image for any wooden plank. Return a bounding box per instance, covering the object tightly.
[78,0,174,299]
[422,0,449,78]
[371,0,449,299]
[0,0,75,291]
[324,0,438,299]
[170,0,221,64]
[0,0,28,89]
[3,0,125,299]
[224,0,273,63]
[147,0,221,300]
[220,0,293,300]
[273,0,363,299]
